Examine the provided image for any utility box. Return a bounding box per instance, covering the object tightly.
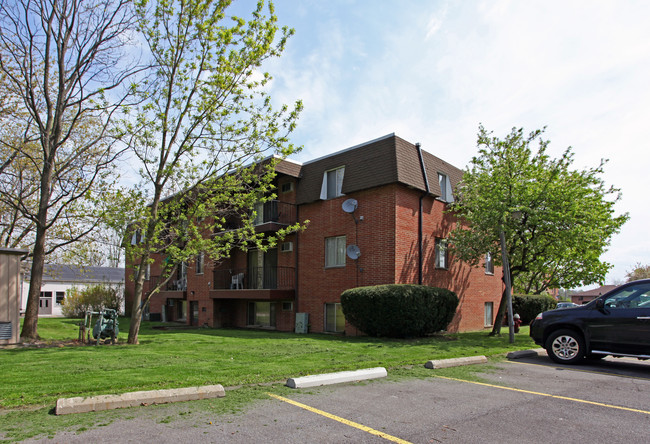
[0,248,28,345]
[295,312,308,334]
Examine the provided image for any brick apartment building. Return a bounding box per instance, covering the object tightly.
[125,134,503,334]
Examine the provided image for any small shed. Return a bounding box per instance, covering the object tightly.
[0,248,28,345]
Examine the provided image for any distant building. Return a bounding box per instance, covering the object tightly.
[571,285,617,305]
[125,134,504,333]
[21,264,125,316]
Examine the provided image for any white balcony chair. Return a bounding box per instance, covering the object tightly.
[230,273,244,289]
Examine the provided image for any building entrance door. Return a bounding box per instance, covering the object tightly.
[39,292,52,315]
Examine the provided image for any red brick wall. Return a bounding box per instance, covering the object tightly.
[297,184,503,334]
[394,188,503,331]
[296,186,397,334]
[125,177,502,334]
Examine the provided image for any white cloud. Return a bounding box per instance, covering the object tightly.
[266,0,650,284]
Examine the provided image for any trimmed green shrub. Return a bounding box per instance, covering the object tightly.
[512,294,557,324]
[340,284,459,338]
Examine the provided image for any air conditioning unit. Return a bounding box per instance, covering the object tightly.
[281,242,293,252]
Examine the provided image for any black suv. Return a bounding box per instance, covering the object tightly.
[530,279,650,364]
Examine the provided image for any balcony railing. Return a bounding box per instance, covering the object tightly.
[253,201,296,226]
[213,267,295,290]
[145,275,187,293]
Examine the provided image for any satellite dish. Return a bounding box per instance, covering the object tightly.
[346,244,361,260]
[342,198,358,213]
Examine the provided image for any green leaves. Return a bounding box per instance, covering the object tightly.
[450,125,628,292]
[123,0,302,343]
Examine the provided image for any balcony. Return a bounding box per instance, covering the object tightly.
[253,200,296,232]
[210,267,295,300]
[145,275,187,297]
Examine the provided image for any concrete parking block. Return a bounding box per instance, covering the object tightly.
[286,367,388,389]
[507,348,546,359]
[425,355,488,369]
[55,384,225,415]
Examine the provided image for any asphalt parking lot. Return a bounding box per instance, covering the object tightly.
[27,354,650,444]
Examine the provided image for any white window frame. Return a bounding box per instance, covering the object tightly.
[325,235,346,268]
[196,252,204,275]
[435,238,448,269]
[324,303,345,333]
[320,166,345,200]
[484,302,494,327]
[485,252,494,275]
[437,172,454,203]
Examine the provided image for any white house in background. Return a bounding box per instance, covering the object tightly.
[21,264,125,316]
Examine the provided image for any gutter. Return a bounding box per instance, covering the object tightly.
[416,143,430,285]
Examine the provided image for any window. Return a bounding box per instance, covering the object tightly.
[145,263,151,281]
[485,252,494,275]
[281,182,294,193]
[325,235,346,268]
[603,282,650,309]
[325,303,345,332]
[247,302,276,327]
[131,229,145,245]
[196,252,204,274]
[438,172,454,202]
[320,166,345,199]
[435,238,448,269]
[55,292,65,305]
[282,301,293,311]
[253,202,265,226]
[484,302,494,327]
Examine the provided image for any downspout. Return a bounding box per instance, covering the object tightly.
[416,143,431,285]
[295,203,300,313]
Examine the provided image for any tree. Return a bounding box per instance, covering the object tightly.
[625,263,650,282]
[123,0,302,344]
[449,125,628,335]
[0,0,140,340]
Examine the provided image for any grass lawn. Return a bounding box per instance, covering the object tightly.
[2,317,536,410]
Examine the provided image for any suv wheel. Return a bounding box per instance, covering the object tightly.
[546,329,585,364]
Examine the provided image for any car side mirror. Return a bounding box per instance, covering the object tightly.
[595,299,605,310]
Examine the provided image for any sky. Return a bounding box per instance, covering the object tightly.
[244,0,650,288]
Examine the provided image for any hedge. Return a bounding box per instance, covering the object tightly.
[340,284,459,338]
[512,294,557,324]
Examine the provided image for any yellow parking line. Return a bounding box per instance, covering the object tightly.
[267,393,412,444]
[507,359,650,381]
[434,375,650,415]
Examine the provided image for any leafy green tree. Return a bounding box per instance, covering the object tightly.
[123,0,302,344]
[450,125,628,335]
[0,0,139,340]
[62,284,124,318]
[625,263,650,282]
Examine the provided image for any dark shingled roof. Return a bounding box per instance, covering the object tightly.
[25,264,125,284]
[295,134,463,205]
[275,158,302,178]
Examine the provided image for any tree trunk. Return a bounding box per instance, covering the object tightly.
[20,238,46,340]
[20,162,53,341]
[127,257,147,344]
